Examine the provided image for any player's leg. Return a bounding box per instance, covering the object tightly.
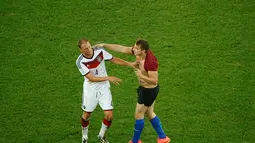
[146,102,169,140]
[130,103,148,143]
[98,87,113,142]
[98,110,113,138]
[81,86,98,143]
[81,111,91,143]
[145,85,170,143]
[97,110,112,143]
[145,101,156,119]
[129,86,148,143]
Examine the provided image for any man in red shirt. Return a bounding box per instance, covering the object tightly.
[94,39,170,143]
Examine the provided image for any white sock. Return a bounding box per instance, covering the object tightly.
[82,126,89,139]
[99,122,108,137]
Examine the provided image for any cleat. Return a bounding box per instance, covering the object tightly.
[82,137,88,143]
[157,136,170,143]
[97,135,109,143]
[128,140,142,143]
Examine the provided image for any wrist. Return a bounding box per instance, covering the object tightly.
[102,43,107,48]
[127,62,132,67]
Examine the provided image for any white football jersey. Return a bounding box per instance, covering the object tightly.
[76,48,113,90]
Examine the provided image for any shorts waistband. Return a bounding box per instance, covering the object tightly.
[139,84,159,89]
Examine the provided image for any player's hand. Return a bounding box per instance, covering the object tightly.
[108,76,122,85]
[134,69,143,78]
[92,44,104,49]
[129,61,139,69]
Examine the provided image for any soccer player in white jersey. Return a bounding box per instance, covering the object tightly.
[76,38,135,143]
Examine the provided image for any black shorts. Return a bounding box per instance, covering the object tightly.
[137,85,159,107]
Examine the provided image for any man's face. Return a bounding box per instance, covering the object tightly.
[80,41,92,55]
[133,44,144,56]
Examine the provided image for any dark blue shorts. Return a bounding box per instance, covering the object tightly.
[137,84,159,106]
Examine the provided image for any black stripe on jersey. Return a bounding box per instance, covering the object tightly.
[105,56,113,61]
[83,71,90,76]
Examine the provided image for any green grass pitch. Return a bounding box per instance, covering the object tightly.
[0,0,254,142]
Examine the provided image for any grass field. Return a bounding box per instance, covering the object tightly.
[1,0,255,143]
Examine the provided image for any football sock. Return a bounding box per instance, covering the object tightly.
[150,116,166,139]
[132,119,144,143]
[81,117,90,139]
[99,118,112,137]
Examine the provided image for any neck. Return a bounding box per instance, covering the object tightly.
[140,52,146,60]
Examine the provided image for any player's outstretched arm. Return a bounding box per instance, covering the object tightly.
[94,44,133,55]
[85,72,122,85]
[110,57,137,69]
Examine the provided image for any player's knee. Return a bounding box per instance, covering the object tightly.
[82,112,91,120]
[104,110,113,121]
[145,111,156,120]
[135,112,144,119]
[105,114,113,121]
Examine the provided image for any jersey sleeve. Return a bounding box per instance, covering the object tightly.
[144,59,158,71]
[144,50,158,71]
[76,60,90,76]
[102,48,113,60]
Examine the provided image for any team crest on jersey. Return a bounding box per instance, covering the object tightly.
[97,56,102,62]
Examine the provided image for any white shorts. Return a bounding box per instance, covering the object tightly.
[81,85,113,112]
